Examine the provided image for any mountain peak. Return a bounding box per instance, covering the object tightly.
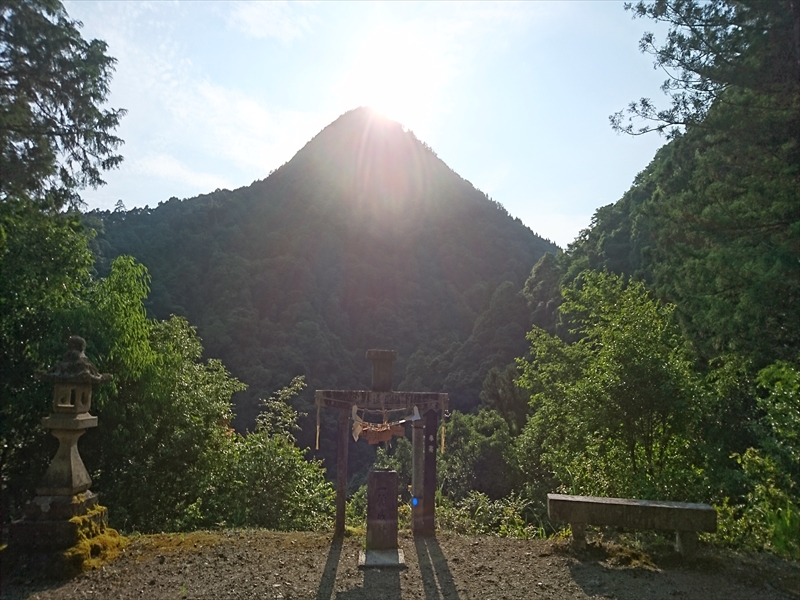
[274,107,468,231]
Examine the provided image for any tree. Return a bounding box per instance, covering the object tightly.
[517,271,704,500]
[713,360,800,559]
[439,409,517,501]
[1,0,124,210]
[0,0,127,524]
[605,0,800,366]
[522,252,564,335]
[611,0,800,137]
[0,201,94,521]
[480,364,529,435]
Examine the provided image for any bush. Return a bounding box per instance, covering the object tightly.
[516,271,705,501]
[438,409,517,501]
[436,491,545,538]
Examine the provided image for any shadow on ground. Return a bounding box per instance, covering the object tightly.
[315,534,344,600]
[315,534,462,600]
[0,550,71,600]
[415,535,460,600]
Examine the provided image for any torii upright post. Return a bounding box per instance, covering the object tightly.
[335,405,349,537]
[421,409,438,535]
[411,418,425,533]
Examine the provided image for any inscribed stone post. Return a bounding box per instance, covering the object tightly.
[366,469,398,550]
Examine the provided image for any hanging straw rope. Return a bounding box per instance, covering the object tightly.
[440,397,446,454]
[315,401,321,450]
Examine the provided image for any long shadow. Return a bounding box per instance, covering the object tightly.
[0,550,76,600]
[336,568,402,600]
[315,534,344,600]
[414,535,460,600]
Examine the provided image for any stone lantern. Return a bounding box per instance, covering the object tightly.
[11,336,112,552]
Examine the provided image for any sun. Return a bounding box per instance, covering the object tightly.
[338,23,450,132]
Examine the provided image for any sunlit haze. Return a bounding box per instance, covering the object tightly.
[65,1,669,248]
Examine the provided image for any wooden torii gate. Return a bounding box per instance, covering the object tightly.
[315,350,448,536]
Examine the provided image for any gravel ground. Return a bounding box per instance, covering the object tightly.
[3,529,799,600]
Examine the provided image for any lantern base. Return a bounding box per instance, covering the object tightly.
[10,492,107,552]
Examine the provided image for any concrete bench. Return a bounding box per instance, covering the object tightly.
[547,493,717,557]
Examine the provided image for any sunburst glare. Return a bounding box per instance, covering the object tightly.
[337,22,453,132]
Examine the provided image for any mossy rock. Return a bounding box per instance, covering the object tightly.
[6,504,128,580]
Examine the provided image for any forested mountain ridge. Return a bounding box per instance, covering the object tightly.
[89,107,557,439]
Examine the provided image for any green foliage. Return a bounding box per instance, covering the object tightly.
[0,199,94,520]
[480,364,529,434]
[522,252,566,335]
[436,491,544,539]
[374,436,413,496]
[189,384,334,532]
[649,114,799,366]
[85,309,333,533]
[756,361,800,474]
[517,271,704,500]
[0,0,125,210]
[85,314,243,532]
[714,448,799,560]
[345,484,367,530]
[613,0,799,136]
[438,409,516,501]
[714,360,800,558]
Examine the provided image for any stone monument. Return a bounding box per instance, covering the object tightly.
[10,336,112,554]
[359,469,405,568]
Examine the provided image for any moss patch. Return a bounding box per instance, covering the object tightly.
[60,505,127,577]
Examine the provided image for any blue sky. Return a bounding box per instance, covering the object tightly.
[66,1,670,248]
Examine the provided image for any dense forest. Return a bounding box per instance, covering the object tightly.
[1,0,798,560]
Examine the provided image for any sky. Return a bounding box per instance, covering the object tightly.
[65,1,671,249]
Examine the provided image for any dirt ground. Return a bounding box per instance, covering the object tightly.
[3,529,799,600]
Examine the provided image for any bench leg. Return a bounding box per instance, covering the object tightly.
[675,531,697,558]
[571,523,586,551]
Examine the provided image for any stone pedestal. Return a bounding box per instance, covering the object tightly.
[11,492,108,551]
[361,469,405,569]
[366,469,398,550]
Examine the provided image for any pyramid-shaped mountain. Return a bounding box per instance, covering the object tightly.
[92,107,557,432]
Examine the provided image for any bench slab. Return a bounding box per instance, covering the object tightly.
[547,493,716,533]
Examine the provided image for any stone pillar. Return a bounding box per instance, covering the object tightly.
[411,419,425,533]
[36,415,97,496]
[366,469,398,550]
[421,409,438,536]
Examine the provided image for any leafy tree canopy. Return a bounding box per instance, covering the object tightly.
[0,0,124,210]
[517,271,703,500]
[612,0,800,136]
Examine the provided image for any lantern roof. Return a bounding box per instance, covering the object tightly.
[38,336,112,384]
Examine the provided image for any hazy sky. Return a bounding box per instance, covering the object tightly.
[66,1,670,248]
